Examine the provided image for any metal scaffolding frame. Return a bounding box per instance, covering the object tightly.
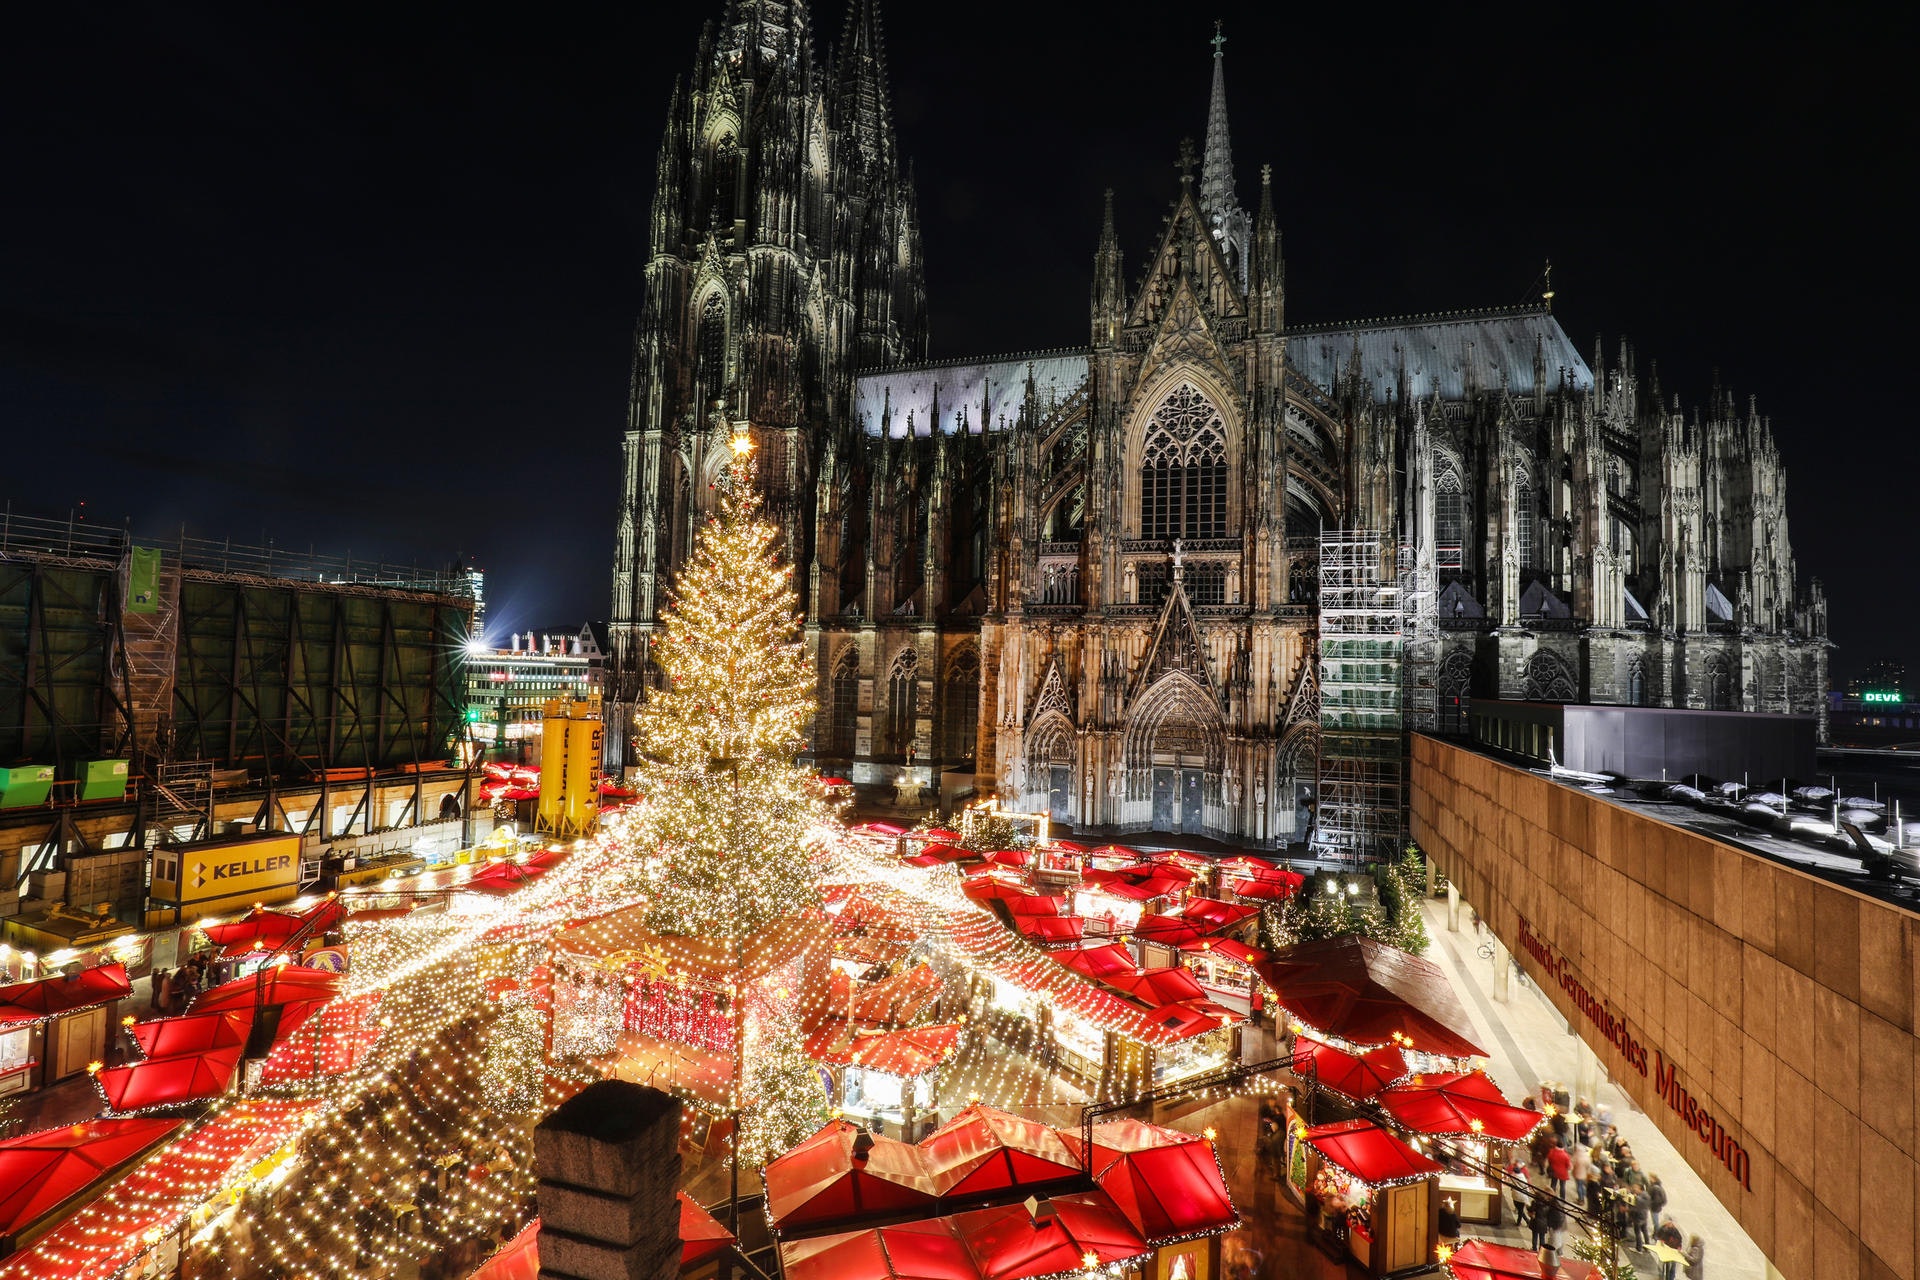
[1314,529,1406,865]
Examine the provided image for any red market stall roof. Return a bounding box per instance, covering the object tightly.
[1105,965,1210,1008]
[764,1120,941,1231]
[1257,934,1486,1058]
[1061,1118,1238,1240]
[0,964,131,1028]
[1178,937,1265,967]
[1176,898,1259,932]
[1086,845,1144,862]
[1140,1001,1235,1040]
[1010,915,1083,946]
[259,990,384,1085]
[781,1195,1151,1280]
[919,1106,1083,1202]
[94,1044,244,1112]
[829,965,943,1027]
[960,872,1033,904]
[1379,1071,1542,1142]
[0,1099,324,1280]
[1053,943,1138,983]
[0,1117,182,1242]
[131,1010,253,1058]
[1291,1035,1408,1102]
[1226,876,1299,901]
[944,914,1204,1048]
[1446,1238,1549,1280]
[852,822,907,836]
[468,1216,541,1280]
[679,1191,736,1267]
[908,829,964,845]
[910,843,974,864]
[982,849,1029,868]
[462,859,549,894]
[1216,855,1279,875]
[1127,914,1206,948]
[192,964,343,1014]
[806,1023,963,1078]
[1046,840,1091,853]
[199,911,303,957]
[1301,1118,1444,1186]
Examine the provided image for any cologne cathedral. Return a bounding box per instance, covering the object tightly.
[609,0,1830,846]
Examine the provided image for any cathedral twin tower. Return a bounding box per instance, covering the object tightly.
[610,1,1828,846]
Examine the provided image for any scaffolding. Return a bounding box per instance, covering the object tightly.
[1314,530,1405,865]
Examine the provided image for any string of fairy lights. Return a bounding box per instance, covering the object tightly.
[9,459,1310,1278]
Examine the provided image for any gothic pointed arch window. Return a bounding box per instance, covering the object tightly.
[1513,470,1536,571]
[1140,384,1227,541]
[696,294,727,405]
[887,649,919,757]
[1524,650,1577,702]
[1627,656,1648,707]
[710,134,739,230]
[1704,655,1733,711]
[1435,468,1465,570]
[828,647,860,757]
[942,647,980,762]
[1436,649,1473,734]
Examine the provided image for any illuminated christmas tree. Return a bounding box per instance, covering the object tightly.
[482,995,545,1114]
[738,1000,830,1163]
[623,456,828,941]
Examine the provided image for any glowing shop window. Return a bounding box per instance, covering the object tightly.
[988,977,1037,1018]
[0,1029,28,1073]
[1154,1025,1231,1084]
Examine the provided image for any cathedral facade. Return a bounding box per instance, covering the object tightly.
[610,2,1830,846]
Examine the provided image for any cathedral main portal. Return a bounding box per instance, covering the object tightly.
[1147,718,1210,833]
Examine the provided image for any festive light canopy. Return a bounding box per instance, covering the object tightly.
[805,1023,963,1079]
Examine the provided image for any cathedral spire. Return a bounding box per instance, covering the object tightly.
[836,0,895,175]
[1200,22,1235,220]
[1197,22,1252,289]
[1092,188,1125,347]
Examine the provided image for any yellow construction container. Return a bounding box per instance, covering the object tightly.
[536,695,603,839]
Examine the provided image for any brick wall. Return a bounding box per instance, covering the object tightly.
[1410,733,1918,1280]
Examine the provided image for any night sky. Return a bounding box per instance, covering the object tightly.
[3,5,1906,681]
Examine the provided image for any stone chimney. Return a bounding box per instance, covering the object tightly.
[534,1080,684,1280]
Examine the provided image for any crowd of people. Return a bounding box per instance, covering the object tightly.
[1505,1082,1706,1280]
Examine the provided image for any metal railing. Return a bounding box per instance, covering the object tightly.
[0,503,473,596]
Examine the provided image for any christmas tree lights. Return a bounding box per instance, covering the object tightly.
[618,467,829,942]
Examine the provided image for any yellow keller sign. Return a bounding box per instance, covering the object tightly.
[536,695,602,839]
[151,833,303,920]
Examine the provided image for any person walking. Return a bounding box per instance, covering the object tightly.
[1547,1142,1571,1197]
[1528,1198,1548,1252]
[1633,1184,1653,1248]
[1656,1220,1684,1280]
[1540,1201,1568,1272]
[1683,1234,1705,1280]
[1569,1142,1592,1205]
[1648,1174,1668,1223]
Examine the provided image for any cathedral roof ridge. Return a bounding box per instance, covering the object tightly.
[851,345,1091,376]
[1282,303,1551,337]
